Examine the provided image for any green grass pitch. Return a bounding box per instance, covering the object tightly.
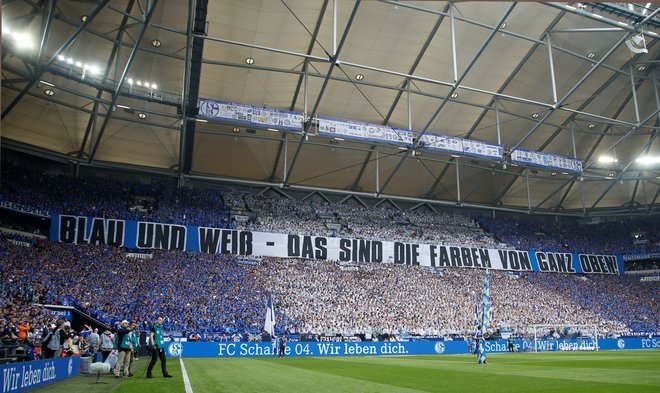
[32,350,660,393]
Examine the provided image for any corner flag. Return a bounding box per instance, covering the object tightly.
[264,293,275,336]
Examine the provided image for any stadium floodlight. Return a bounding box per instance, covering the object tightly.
[57,54,65,61]
[13,32,34,50]
[136,80,142,86]
[598,155,617,163]
[144,82,151,88]
[127,78,134,85]
[89,65,100,75]
[637,156,660,165]
[75,61,83,68]
[151,84,157,90]
[67,58,74,64]
[625,33,648,54]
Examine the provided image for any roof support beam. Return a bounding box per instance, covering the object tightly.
[35,0,57,76]
[649,185,660,215]
[383,8,449,125]
[88,0,159,162]
[350,146,375,191]
[378,2,516,196]
[584,108,660,172]
[553,68,655,209]
[381,0,633,78]
[199,58,659,133]
[288,0,330,112]
[2,0,45,62]
[507,33,629,156]
[535,109,660,211]
[3,62,180,122]
[460,170,494,203]
[284,0,362,186]
[629,171,643,209]
[177,0,196,178]
[493,36,654,206]
[54,14,184,61]
[269,0,330,183]
[352,7,449,192]
[2,84,179,129]
[423,11,566,199]
[589,133,658,212]
[78,0,137,158]
[2,0,112,120]
[546,2,660,38]
[179,0,209,176]
[194,34,330,63]
[533,177,575,211]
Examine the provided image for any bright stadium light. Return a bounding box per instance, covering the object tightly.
[12,32,34,50]
[637,156,660,165]
[598,155,618,163]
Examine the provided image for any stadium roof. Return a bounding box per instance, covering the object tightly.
[2,1,660,217]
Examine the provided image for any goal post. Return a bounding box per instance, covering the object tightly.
[531,325,599,352]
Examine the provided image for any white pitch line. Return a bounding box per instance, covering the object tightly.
[179,357,194,393]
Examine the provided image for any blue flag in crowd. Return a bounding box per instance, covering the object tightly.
[264,293,275,336]
[478,269,490,365]
[481,269,491,330]
[473,302,480,336]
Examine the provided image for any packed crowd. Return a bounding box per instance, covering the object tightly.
[525,272,660,333]
[0,163,231,228]
[2,236,658,340]
[0,291,55,347]
[254,258,646,337]
[0,238,265,335]
[476,216,660,255]
[2,161,658,256]
[227,191,501,248]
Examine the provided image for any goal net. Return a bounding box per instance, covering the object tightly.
[530,325,599,352]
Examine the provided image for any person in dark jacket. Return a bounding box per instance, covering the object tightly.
[113,320,136,378]
[146,317,173,379]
